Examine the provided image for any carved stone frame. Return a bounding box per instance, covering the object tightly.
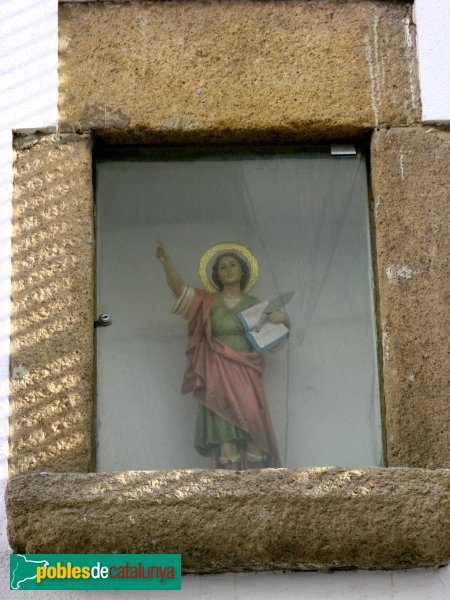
[6,0,449,572]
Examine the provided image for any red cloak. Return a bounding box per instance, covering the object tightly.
[181,289,281,467]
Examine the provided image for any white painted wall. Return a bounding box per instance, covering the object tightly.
[0,1,448,598]
[0,0,59,596]
[414,0,450,123]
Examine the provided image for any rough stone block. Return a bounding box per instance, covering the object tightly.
[371,126,450,468]
[9,133,95,475]
[6,468,450,572]
[59,1,421,142]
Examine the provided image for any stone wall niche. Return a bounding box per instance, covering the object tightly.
[5,0,450,573]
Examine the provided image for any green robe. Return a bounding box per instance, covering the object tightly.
[194,293,259,456]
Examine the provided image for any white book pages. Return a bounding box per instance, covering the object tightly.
[238,301,289,352]
[247,321,289,352]
[239,301,269,330]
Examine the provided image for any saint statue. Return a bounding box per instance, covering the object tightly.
[156,241,290,469]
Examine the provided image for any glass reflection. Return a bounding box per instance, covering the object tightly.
[95,148,382,471]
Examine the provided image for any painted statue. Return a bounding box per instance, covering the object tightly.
[156,240,290,469]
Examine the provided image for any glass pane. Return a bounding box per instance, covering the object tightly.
[95,147,382,471]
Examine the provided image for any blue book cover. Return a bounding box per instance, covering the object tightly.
[237,297,291,353]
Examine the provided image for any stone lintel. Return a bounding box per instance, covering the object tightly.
[6,468,450,572]
[59,1,420,141]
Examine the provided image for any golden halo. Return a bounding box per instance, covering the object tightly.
[199,242,259,293]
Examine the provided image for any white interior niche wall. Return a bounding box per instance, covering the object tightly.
[95,147,382,471]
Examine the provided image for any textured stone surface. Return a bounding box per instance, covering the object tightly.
[59,0,420,143]
[6,468,450,571]
[9,133,95,476]
[371,126,450,469]
[7,2,448,577]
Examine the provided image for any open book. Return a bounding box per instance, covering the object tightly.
[237,292,294,353]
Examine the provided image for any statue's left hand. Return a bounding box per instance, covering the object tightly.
[265,310,288,325]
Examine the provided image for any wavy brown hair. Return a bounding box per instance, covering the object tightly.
[211,252,250,291]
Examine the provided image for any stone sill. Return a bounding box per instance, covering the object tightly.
[6,467,450,572]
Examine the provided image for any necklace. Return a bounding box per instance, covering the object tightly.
[221,294,243,307]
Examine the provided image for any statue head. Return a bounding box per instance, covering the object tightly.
[212,252,250,291]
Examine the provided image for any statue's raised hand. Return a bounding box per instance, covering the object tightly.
[156,240,169,264]
[156,241,184,296]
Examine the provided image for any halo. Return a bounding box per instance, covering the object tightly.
[199,242,259,293]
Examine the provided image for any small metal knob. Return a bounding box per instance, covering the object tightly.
[95,313,112,328]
